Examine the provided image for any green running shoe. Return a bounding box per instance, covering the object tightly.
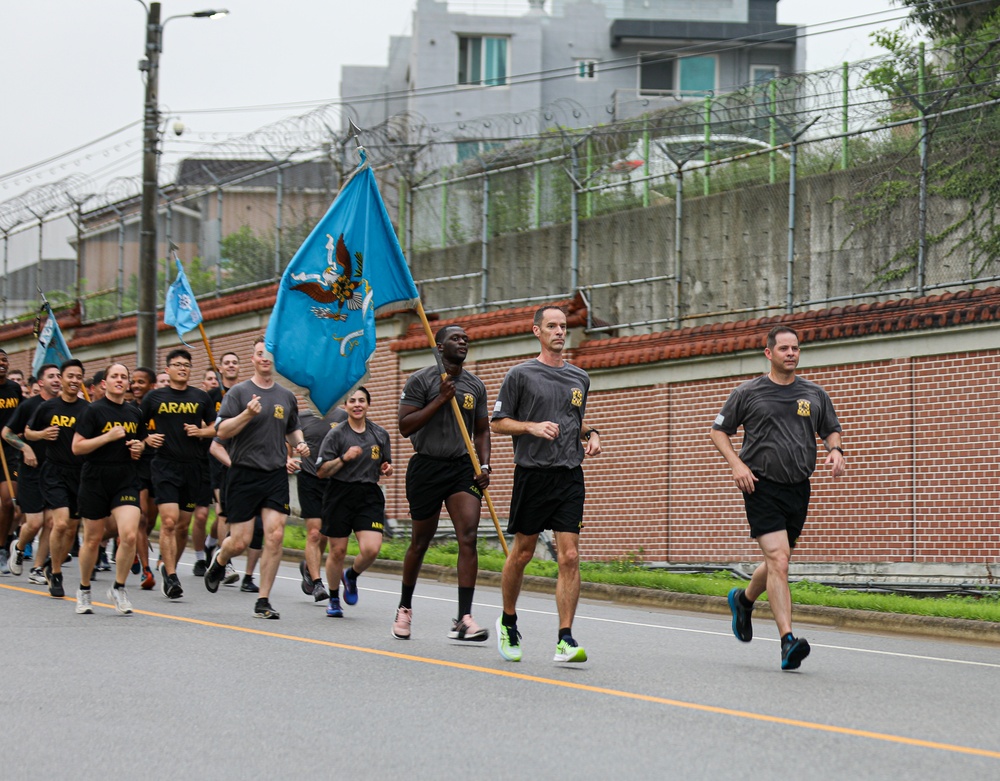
[553,637,587,663]
[496,617,522,662]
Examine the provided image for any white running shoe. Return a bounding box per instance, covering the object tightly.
[107,585,133,615]
[76,589,93,614]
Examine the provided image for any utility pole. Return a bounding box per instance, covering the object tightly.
[137,1,161,369]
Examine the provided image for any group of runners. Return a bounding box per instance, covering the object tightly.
[0,304,845,671]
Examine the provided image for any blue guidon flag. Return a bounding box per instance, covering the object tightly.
[164,257,203,347]
[31,301,73,377]
[265,150,419,414]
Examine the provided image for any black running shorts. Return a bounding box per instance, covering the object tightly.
[405,453,482,521]
[296,471,325,520]
[151,458,211,511]
[225,465,289,526]
[16,464,44,514]
[742,476,810,548]
[40,461,81,517]
[78,463,140,520]
[321,480,385,538]
[507,465,585,536]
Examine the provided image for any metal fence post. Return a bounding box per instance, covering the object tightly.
[674,164,684,326]
[917,41,928,297]
[274,164,284,279]
[841,61,850,170]
[703,96,712,196]
[570,146,580,292]
[481,173,489,309]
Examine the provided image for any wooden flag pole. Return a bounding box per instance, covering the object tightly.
[414,300,508,556]
[0,443,16,502]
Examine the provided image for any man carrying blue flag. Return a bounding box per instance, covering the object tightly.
[265,150,418,414]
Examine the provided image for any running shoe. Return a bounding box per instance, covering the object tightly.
[159,563,170,597]
[23,542,32,560]
[223,561,240,586]
[28,567,46,585]
[780,634,811,671]
[192,559,207,577]
[392,606,412,639]
[341,571,359,605]
[0,548,9,575]
[8,540,23,576]
[130,553,142,575]
[48,571,64,598]
[108,585,133,615]
[299,560,314,595]
[141,566,156,590]
[727,587,753,643]
[449,614,489,642]
[554,636,588,663]
[75,588,93,615]
[240,576,259,593]
[496,618,522,662]
[166,574,184,600]
[253,599,280,619]
[204,551,225,593]
[312,580,329,603]
[326,595,343,617]
[96,548,112,572]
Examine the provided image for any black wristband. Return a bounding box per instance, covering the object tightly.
[830,446,844,455]
[584,429,599,440]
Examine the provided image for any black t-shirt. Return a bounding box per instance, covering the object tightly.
[28,396,88,467]
[207,384,234,416]
[76,397,147,465]
[0,379,23,460]
[129,399,156,464]
[8,394,48,466]
[140,385,216,463]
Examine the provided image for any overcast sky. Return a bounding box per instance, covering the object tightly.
[0,0,908,208]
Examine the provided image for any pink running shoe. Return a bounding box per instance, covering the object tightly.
[449,614,489,642]
[392,606,412,639]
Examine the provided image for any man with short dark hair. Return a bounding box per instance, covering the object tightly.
[204,338,309,619]
[491,305,601,664]
[711,325,845,671]
[5,363,61,581]
[25,359,88,597]
[394,324,491,641]
[140,348,216,599]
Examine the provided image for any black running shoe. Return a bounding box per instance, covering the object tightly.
[192,559,207,577]
[254,600,279,619]
[781,635,811,671]
[240,576,259,593]
[48,571,65,598]
[299,560,314,595]
[166,574,184,599]
[727,587,753,643]
[204,551,225,593]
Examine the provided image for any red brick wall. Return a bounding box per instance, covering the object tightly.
[8,325,1000,566]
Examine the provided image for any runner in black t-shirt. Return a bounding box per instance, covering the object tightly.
[73,363,146,615]
[4,364,61,579]
[205,350,240,562]
[0,349,23,575]
[130,367,158,590]
[26,359,88,598]
[139,348,216,600]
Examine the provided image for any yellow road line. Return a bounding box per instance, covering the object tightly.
[5,582,998,760]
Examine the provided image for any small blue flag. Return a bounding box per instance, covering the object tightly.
[31,302,73,377]
[164,257,203,347]
[265,151,419,414]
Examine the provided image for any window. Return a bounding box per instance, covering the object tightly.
[639,52,674,94]
[750,65,779,86]
[678,56,716,96]
[457,141,504,163]
[458,36,508,87]
[576,59,598,80]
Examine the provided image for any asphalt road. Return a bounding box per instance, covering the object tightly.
[4,556,1000,780]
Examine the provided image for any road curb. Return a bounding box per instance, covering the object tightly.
[284,550,1000,645]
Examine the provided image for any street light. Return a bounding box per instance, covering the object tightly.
[136,2,228,369]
